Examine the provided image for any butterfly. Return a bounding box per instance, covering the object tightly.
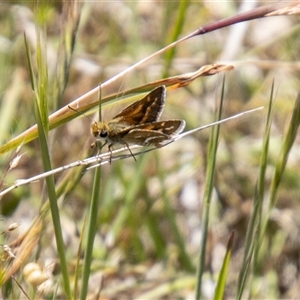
[90,85,185,161]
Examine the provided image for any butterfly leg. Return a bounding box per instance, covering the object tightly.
[125,142,137,162]
[105,143,137,164]
[99,140,108,150]
[108,144,113,164]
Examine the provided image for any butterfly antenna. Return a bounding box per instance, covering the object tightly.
[98,84,102,122]
[68,105,95,123]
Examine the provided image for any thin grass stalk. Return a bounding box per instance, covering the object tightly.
[11,276,30,300]
[74,217,86,299]
[236,228,257,300]
[80,164,101,300]
[24,31,71,298]
[236,82,274,296]
[195,76,225,299]
[80,84,103,297]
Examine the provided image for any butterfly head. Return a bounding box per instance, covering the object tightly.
[91,122,110,141]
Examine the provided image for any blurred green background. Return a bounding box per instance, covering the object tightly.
[1,1,300,299]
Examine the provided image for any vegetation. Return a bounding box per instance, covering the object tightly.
[0,2,300,299]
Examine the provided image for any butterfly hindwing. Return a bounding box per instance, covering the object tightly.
[130,120,186,136]
[118,120,186,146]
[123,129,169,146]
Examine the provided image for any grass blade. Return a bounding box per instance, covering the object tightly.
[195,76,226,299]
[24,29,71,298]
[236,81,274,297]
[79,165,101,300]
[213,231,235,300]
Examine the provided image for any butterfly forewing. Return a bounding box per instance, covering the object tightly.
[111,86,166,125]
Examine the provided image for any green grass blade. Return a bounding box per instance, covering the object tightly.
[80,165,101,300]
[213,231,235,300]
[195,76,225,299]
[24,29,71,298]
[236,81,274,297]
[73,217,86,299]
[257,92,300,257]
[269,92,300,208]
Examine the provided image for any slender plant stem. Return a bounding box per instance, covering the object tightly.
[195,76,225,299]
[80,165,101,300]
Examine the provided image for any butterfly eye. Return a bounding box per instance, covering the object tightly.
[100,130,108,138]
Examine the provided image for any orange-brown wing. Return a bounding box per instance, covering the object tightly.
[111,86,166,125]
[130,120,186,136]
[122,130,169,146]
[120,120,185,146]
